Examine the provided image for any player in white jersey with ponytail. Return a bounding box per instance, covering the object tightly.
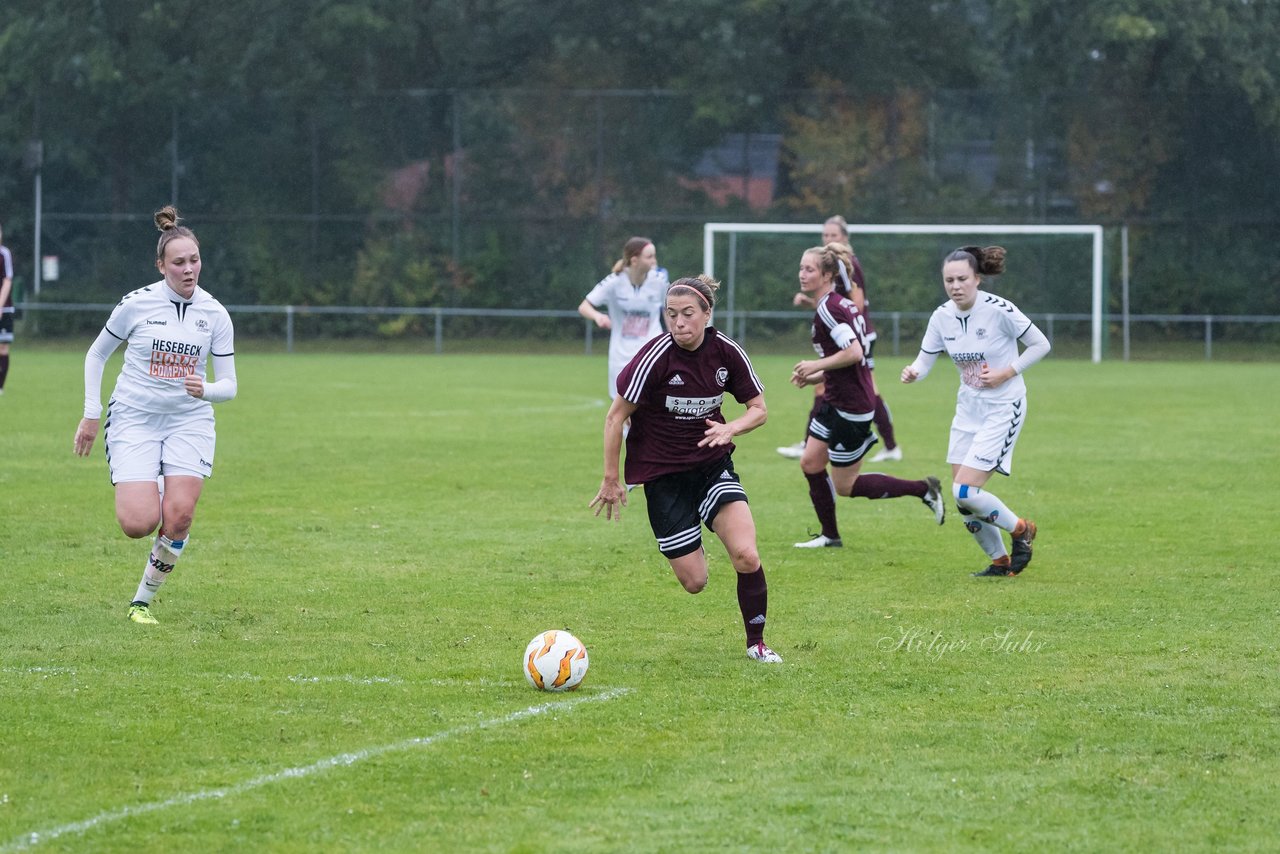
[901,246,1050,577]
[578,236,668,402]
[73,206,237,624]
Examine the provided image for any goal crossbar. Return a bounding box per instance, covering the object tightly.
[703,222,1105,362]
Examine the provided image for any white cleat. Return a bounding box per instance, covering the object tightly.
[922,476,946,525]
[869,445,903,462]
[794,533,842,548]
[775,442,804,459]
[747,642,783,663]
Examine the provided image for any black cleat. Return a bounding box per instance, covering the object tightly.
[1009,520,1037,574]
[972,563,1015,577]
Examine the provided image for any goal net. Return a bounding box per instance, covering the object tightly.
[703,223,1105,362]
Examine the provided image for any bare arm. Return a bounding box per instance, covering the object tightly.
[590,396,639,520]
[792,341,863,388]
[577,299,611,330]
[699,394,767,447]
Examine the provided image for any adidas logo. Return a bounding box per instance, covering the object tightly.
[720,472,732,479]
[748,614,766,625]
[669,373,685,386]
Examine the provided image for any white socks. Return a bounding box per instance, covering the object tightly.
[959,508,1008,560]
[952,483,1019,534]
[132,531,186,605]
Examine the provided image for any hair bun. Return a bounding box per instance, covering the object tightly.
[154,205,181,232]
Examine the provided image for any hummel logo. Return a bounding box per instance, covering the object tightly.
[669,373,685,386]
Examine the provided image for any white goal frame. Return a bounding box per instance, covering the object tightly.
[703,222,1105,362]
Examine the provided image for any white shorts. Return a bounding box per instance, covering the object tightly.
[104,401,216,484]
[607,360,625,400]
[947,393,1026,476]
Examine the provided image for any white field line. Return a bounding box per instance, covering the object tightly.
[4,687,632,852]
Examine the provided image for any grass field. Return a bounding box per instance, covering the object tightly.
[1,348,1278,852]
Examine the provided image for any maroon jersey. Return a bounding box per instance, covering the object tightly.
[834,253,875,338]
[812,291,877,416]
[616,327,765,484]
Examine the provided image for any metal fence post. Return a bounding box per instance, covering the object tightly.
[286,305,294,353]
[1205,315,1212,361]
[435,309,444,354]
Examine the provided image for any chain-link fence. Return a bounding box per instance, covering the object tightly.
[5,88,1278,355]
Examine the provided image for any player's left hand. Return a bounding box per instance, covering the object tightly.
[978,363,1015,388]
[791,361,818,388]
[698,419,735,448]
[183,374,205,398]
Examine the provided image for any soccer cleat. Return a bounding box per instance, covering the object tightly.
[869,445,903,462]
[775,442,805,459]
[127,602,158,625]
[922,476,946,525]
[1009,520,1037,574]
[972,563,1013,578]
[794,533,842,548]
[747,642,783,663]
[972,555,1013,577]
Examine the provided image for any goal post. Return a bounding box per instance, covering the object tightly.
[703,222,1105,362]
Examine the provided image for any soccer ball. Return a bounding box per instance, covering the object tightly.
[523,629,589,692]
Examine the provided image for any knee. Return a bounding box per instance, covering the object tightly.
[680,575,707,594]
[161,506,195,537]
[118,516,159,539]
[728,545,760,574]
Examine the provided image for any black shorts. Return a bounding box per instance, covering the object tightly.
[0,309,13,343]
[807,401,877,467]
[864,335,876,371]
[644,455,748,559]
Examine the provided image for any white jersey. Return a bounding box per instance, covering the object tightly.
[584,267,669,370]
[102,280,235,415]
[919,291,1034,403]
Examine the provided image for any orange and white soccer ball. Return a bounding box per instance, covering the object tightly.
[523,630,589,692]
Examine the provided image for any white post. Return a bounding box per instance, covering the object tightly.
[704,222,1106,363]
[1121,224,1130,362]
[33,165,42,297]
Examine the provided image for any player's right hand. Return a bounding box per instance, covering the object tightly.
[73,418,100,456]
[589,479,627,521]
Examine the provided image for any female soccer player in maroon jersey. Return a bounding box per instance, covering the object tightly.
[789,243,945,549]
[777,216,903,462]
[590,275,781,664]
